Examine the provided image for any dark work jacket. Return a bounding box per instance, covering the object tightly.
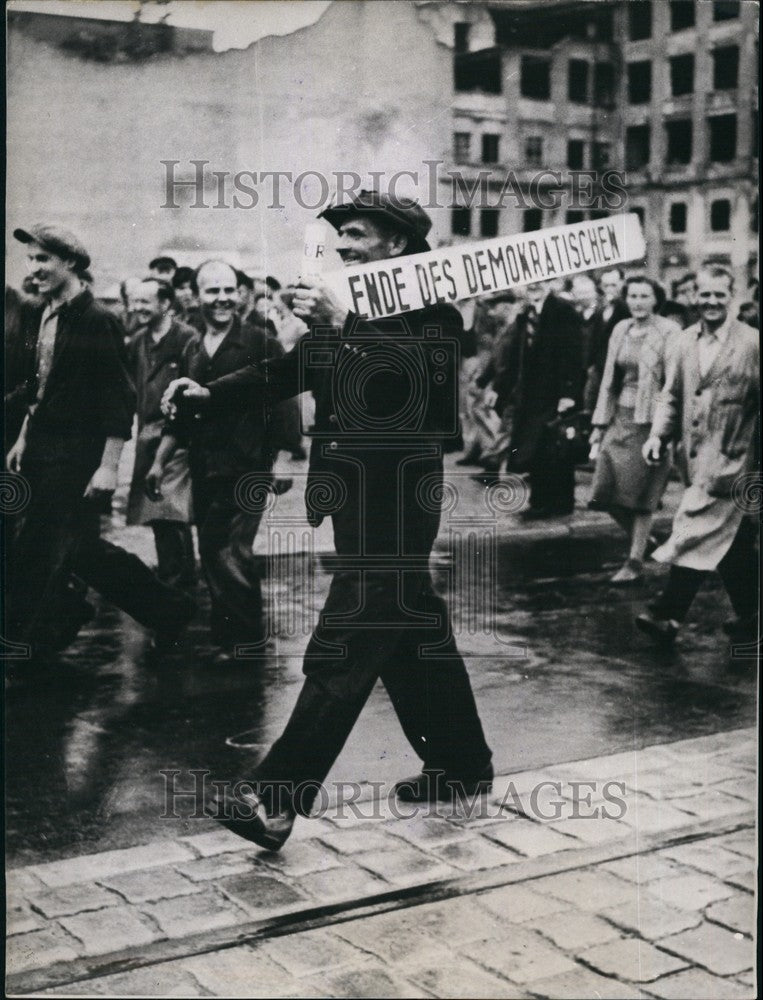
[204,304,463,549]
[583,298,630,411]
[129,320,199,430]
[127,319,198,525]
[475,323,517,414]
[18,289,135,490]
[506,293,582,471]
[4,286,40,450]
[169,316,284,482]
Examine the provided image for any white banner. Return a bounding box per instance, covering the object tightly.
[322,213,645,321]
[301,222,327,281]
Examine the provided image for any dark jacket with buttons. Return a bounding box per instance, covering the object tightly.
[204,304,463,545]
[169,316,285,482]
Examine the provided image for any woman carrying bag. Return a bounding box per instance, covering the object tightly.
[588,276,681,584]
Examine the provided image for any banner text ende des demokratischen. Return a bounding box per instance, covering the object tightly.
[323,214,645,322]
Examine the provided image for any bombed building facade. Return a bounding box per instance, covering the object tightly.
[6,0,758,290]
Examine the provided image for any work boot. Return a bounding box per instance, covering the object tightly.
[395,765,493,803]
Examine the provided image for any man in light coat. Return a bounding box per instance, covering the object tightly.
[127,278,197,590]
[638,266,759,646]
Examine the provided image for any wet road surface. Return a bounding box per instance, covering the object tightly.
[5,532,756,868]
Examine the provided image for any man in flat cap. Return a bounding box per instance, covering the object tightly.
[149,256,178,284]
[164,191,493,850]
[6,225,193,656]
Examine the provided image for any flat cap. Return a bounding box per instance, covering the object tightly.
[484,290,517,305]
[14,223,91,272]
[149,255,178,271]
[320,189,432,255]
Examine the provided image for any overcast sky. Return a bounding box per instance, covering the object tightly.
[9,0,332,51]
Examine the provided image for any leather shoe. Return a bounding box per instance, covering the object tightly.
[635,610,679,646]
[273,477,293,496]
[395,765,493,803]
[208,787,295,851]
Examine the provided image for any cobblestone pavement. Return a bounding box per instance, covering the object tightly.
[7,727,757,998]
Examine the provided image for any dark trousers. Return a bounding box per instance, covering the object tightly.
[74,520,189,629]
[528,426,575,513]
[8,481,188,648]
[152,521,195,590]
[652,518,759,623]
[194,477,266,649]
[251,463,492,816]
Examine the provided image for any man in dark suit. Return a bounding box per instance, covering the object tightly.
[163,192,493,850]
[506,280,583,519]
[583,267,630,413]
[147,260,285,665]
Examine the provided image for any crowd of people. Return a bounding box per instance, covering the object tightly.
[4,218,760,666]
[3,194,759,849]
[457,265,759,606]
[5,238,313,667]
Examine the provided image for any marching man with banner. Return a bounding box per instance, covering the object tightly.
[162,191,495,850]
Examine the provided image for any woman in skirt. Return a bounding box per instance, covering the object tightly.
[588,276,682,583]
